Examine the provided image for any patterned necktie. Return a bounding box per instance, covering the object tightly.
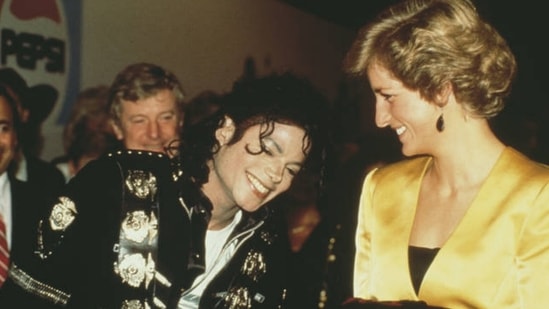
[0,214,9,287]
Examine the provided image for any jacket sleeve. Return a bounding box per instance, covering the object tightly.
[353,168,379,299]
[2,157,123,308]
[516,181,549,308]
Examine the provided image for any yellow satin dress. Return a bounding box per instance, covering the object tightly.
[354,147,549,308]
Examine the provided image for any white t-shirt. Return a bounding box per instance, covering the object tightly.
[178,210,242,309]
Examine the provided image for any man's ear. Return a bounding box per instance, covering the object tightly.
[215,116,235,146]
[178,111,184,128]
[20,107,30,123]
[110,119,125,141]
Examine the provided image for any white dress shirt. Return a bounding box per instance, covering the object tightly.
[0,172,12,249]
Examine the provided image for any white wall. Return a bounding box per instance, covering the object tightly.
[41,0,356,160]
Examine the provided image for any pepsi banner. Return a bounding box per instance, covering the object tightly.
[0,0,81,158]
[0,0,82,157]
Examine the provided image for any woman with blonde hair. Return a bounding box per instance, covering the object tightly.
[343,0,549,308]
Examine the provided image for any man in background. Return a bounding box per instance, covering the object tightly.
[0,84,53,300]
[108,62,186,156]
[0,68,64,195]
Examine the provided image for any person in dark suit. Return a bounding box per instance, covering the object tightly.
[0,85,56,308]
[0,68,65,195]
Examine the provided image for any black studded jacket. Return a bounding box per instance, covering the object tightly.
[175,192,291,309]
[1,150,192,308]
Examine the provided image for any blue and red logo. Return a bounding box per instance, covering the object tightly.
[0,0,81,158]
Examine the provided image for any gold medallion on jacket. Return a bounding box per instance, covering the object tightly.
[125,170,157,199]
[49,196,78,231]
[224,287,252,309]
[241,250,267,282]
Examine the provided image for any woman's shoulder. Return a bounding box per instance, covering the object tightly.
[370,155,430,179]
[359,156,430,193]
[499,147,549,180]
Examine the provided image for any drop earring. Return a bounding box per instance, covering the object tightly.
[436,113,445,132]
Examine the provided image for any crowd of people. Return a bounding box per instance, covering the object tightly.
[0,0,548,308]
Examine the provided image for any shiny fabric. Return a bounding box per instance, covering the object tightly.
[354,147,549,309]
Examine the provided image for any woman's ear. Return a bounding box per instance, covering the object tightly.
[435,82,453,106]
[215,116,235,146]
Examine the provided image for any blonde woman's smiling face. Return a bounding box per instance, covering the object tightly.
[367,62,440,156]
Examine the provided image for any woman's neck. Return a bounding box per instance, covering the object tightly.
[429,120,505,190]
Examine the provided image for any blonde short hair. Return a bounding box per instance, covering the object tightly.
[344,0,516,118]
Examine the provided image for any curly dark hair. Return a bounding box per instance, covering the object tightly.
[177,72,330,188]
